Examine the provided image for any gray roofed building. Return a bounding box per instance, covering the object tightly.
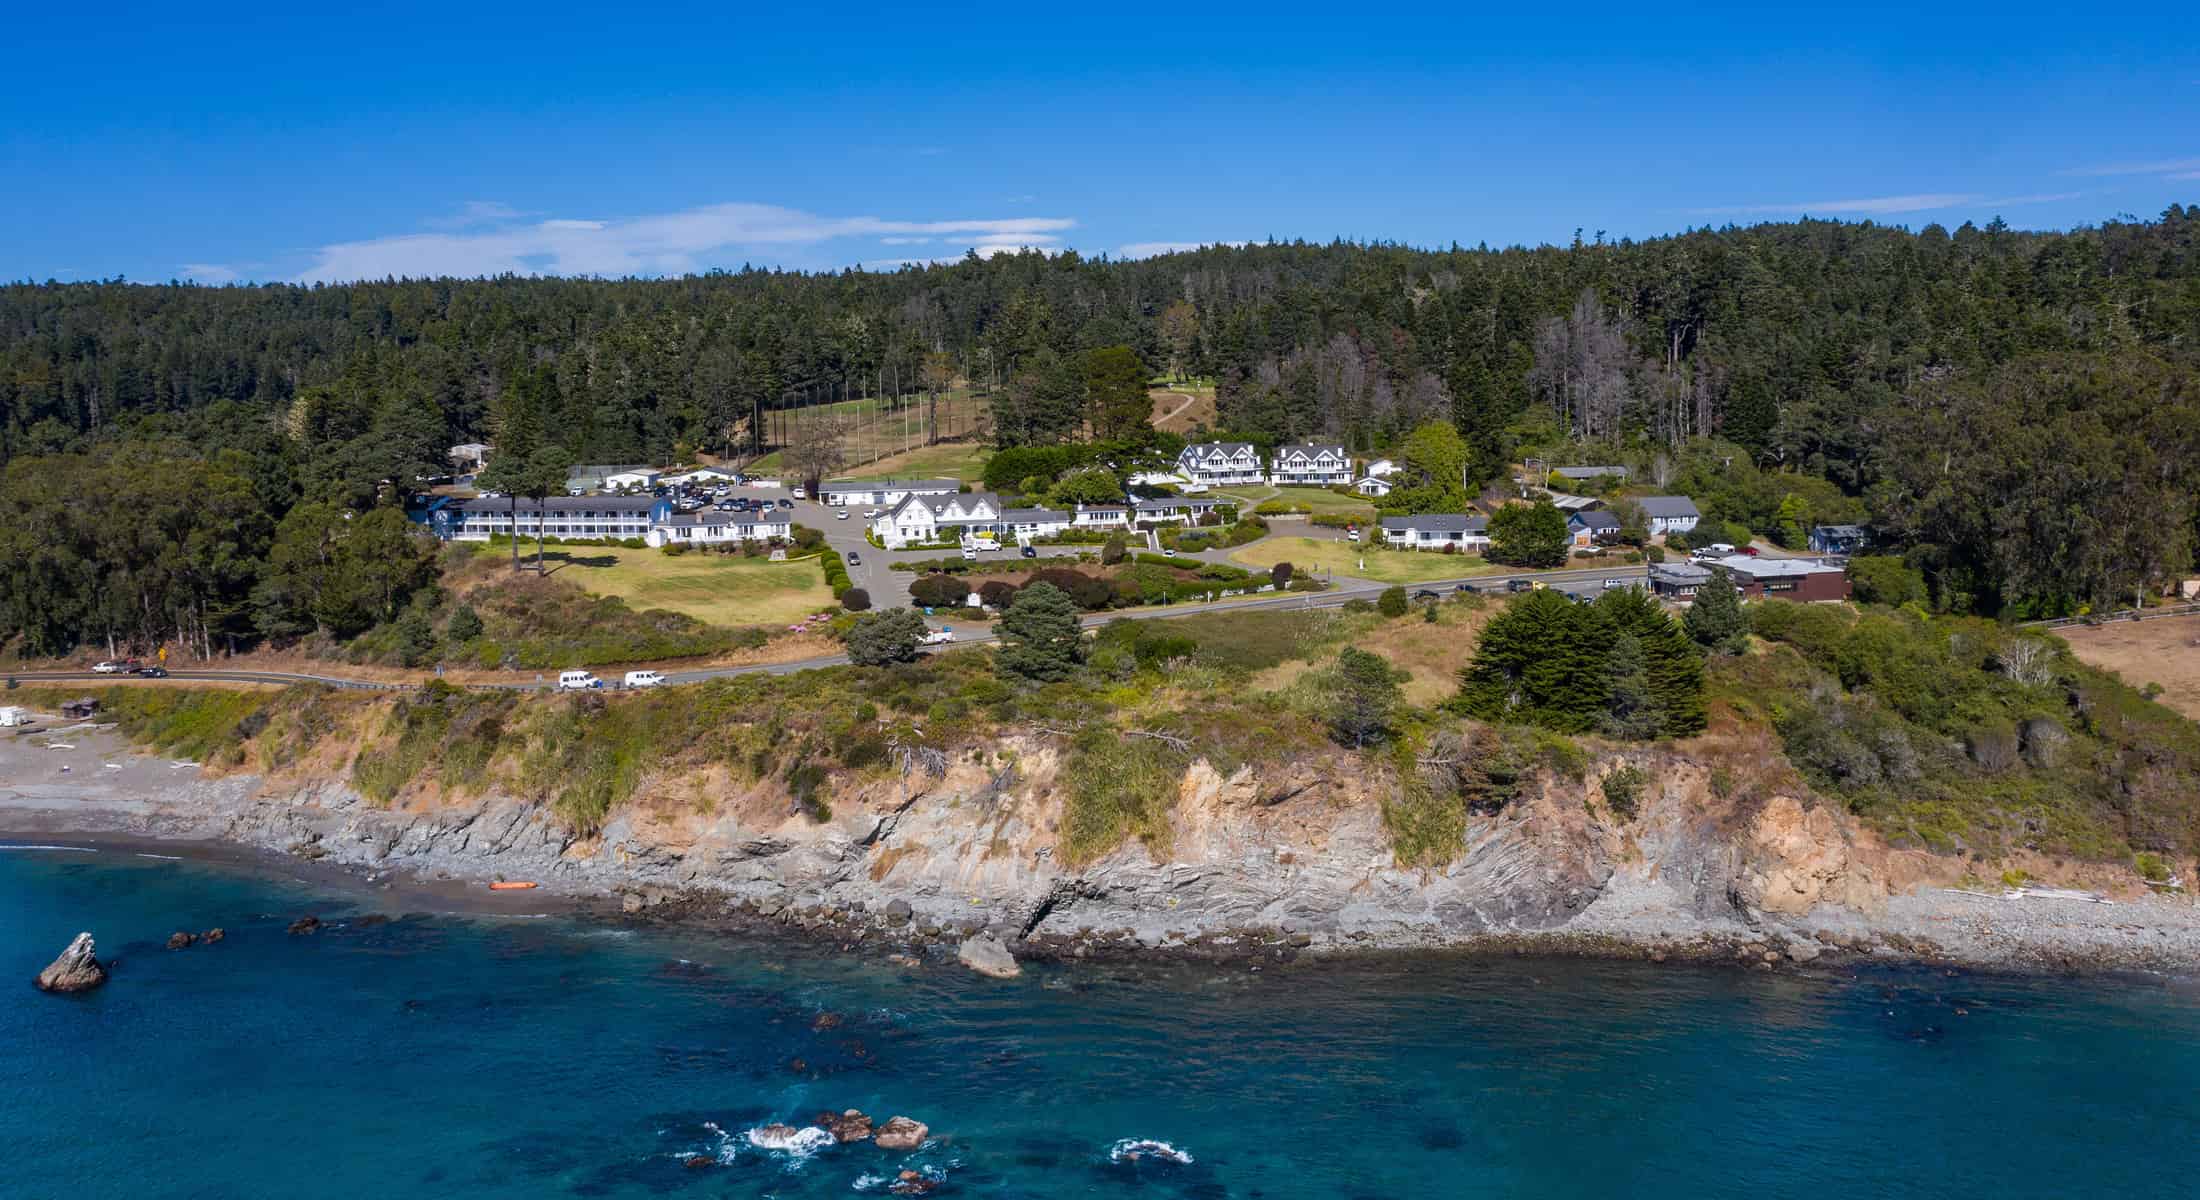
[1552,465,1628,481]
[1636,495,1702,536]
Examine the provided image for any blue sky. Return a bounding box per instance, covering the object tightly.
[4,1,2195,284]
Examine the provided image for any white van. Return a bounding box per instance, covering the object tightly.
[556,670,603,691]
[623,670,665,689]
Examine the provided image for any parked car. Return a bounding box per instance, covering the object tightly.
[846,552,860,566]
[138,665,169,678]
[863,509,881,519]
[1603,578,1629,589]
[836,510,849,520]
[1411,589,1440,600]
[1453,583,1479,594]
[1021,545,1037,558]
[91,660,126,674]
[623,670,666,688]
[1346,526,1359,542]
[962,547,976,560]
[1162,547,1177,557]
[556,670,603,691]
[1507,579,1534,593]
[919,628,956,646]
[778,498,793,509]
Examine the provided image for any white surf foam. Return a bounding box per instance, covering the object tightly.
[0,844,98,853]
[746,1123,835,1158]
[1108,1138,1193,1164]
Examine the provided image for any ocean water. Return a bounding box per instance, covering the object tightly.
[4,847,2198,1199]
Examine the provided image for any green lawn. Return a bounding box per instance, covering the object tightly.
[1229,536,1499,584]
[1216,485,1377,519]
[536,547,834,627]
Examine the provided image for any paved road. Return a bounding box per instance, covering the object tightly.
[8,564,1643,694]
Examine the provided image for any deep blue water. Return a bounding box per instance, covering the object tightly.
[4,847,2198,1199]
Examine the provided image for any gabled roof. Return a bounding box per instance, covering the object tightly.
[456,495,661,515]
[1637,495,1701,519]
[1273,441,1346,458]
[821,477,961,494]
[1553,465,1628,479]
[886,491,1004,520]
[1378,513,1487,534]
[1571,510,1622,530]
[1002,507,1072,523]
[1179,441,1256,457]
[1134,496,1220,512]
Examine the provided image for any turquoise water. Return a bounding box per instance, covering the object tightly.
[4,846,2198,1199]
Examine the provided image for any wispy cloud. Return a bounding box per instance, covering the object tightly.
[295,202,1076,283]
[2166,170,2200,181]
[1117,240,1248,259]
[2059,156,2200,177]
[1694,191,2079,217]
[424,200,532,230]
[1005,193,1037,204]
[179,263,242,283]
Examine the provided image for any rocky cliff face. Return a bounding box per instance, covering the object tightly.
[27,725,1941,960]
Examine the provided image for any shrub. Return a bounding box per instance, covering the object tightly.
[446,604,484,643]
[1101,532,1129,564]
[2135,852,2171,883]
[978,580,1019,608]
[909,573,967,608]
[840,587,872,612]
[1271,561,1294,588]
[1377,585,1409,617]
[661,542,690,556]
[846,608,926,665]
[1601,764,1648,820]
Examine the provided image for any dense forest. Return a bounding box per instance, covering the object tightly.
[2,207,2197,655]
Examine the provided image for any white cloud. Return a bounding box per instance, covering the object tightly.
[295,202,1077,282]
[879,236,935,245]
[2059,156,2200,177]
[1005,193,1037,204]
[2168,170,2200,181]
[179,263,241,283]
[424,200,531,229]
[1117,240,1247,259]
[1694,191,2079,218]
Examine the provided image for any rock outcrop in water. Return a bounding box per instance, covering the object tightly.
[874,1116,928,1150]
[34,933,108,993]
[956,934,1020,978]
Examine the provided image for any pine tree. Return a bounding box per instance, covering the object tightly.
[995,582,1085,681]
[1324,647,1402,748]
[1684,566,1748,654]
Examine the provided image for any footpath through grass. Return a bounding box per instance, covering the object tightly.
[538,547,833,627]
[1230,536,1500,584]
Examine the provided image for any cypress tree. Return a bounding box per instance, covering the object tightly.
[1684,566,1748,654]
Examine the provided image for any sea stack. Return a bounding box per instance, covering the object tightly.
[33,933,109,993]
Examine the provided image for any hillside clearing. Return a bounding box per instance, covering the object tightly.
[2059,613,2200,719]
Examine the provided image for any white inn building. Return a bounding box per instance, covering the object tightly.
[441,495,669,541]
[818,478,961,507]
[1176,442,1264,487]
[1267,441,1352,486]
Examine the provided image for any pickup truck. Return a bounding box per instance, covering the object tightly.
[919,628,956,646]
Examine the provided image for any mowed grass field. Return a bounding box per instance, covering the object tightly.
[1229,536,1499,584]
[1216,485,1377,519]
[537,547,834,627]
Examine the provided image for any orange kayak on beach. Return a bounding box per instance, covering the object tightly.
[488,881,538,891]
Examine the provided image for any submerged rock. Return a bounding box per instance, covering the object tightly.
[874,1116,929,1150]
[201,928,225,944]
[890,1169,938,1194]
[166,931,198,950]
[286,915,322,936]
[957,934,1021,979]
[34,933,109,993]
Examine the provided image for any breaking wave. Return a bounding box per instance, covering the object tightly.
[1109,1138,1193,1164]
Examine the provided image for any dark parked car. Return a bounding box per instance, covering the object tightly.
[1507,578,1534,593]
[1021,545,1037,558]
[846,552,860,566]
[1453,583,1479,594]
[138,665,169,678]
[778,498,793,509]
[1411,588,1440,600]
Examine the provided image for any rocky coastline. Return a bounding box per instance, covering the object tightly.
[4,725,2197,976]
